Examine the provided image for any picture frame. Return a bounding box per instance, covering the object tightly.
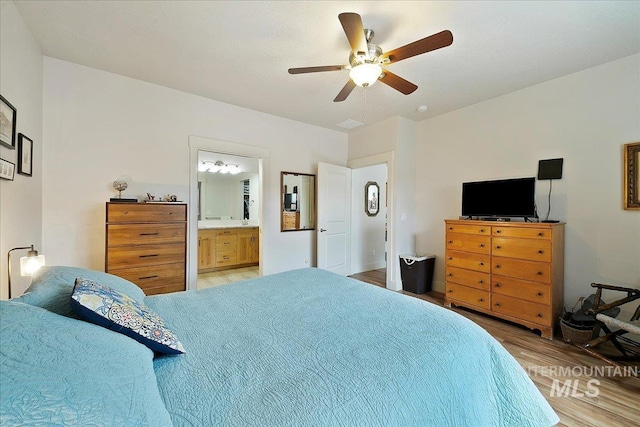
[623,142,640,210]
[0,95,17,149]
[17,133,33,176]
[0,158,15,181]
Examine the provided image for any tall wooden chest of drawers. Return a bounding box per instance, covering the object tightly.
[106,202,187,295]
[444,219,564,339]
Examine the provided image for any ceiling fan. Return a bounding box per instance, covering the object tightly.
[288,12,453,102]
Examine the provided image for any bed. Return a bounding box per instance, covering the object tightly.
[1,266,558,426]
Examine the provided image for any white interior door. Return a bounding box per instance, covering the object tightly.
[317,162,351,275]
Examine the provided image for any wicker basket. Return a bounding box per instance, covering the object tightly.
[560,319,594,345]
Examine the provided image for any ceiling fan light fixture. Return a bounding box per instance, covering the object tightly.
[349,63,382,87]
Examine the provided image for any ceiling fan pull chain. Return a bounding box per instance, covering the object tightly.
[362,87,367,123]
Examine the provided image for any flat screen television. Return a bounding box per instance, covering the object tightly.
[462,177,536,219]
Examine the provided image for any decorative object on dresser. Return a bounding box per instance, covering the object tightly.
[444,219,565,339]
[105,202,187,295]
[623,142,640,210]
[198,227,259,273]
[111,178,137,202]
[0,94,17,149]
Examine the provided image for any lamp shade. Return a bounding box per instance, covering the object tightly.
[349,63,382,87]
[20,254,45,276]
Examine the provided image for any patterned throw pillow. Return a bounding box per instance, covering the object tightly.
[71,278,185,355]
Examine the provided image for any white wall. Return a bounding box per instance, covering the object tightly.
[0,1,43,299]
[348,116,417,290]
[42,57,347,283]
[416,54,640,308]
[351,164,387,274]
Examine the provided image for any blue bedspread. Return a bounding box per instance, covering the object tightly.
[146,268,558,426]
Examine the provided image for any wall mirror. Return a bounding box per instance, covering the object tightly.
[281,172,316,231]
[365,181,380,217]
[197,151,260,221]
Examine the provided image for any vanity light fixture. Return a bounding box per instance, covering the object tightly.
[199,161,241,175]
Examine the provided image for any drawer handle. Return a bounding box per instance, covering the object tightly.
[479,298,484,302]
[496,264,501,269]
[537,292,543,296]
[448,240,453,244]
[538,313,543,318]
[495,302,501,307]
[224,242,230,245]
[479,280,484,284]
[223,256,229,260]
[479,262,484,266]
[479,244,485,248]
[480,229,485,233]
[139,254,159,258]
[139,275,159,280]
[496,230,502,234]
[496,245,501,249]
[448,257,453,261]
[538,250,544,254]
[448,289,453,293]
[538,232,544,237]
[495,283,501,287]
[537,271,543,276]
[448,273,453,277]
[140,232,159,236]
[448,227,453,230]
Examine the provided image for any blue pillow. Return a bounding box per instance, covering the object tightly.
[0,300,173,426]
[15,266,146,318]
[71,278,185,355]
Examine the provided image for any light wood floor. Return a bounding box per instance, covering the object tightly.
[350,269,640,427]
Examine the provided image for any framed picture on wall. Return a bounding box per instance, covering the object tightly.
[0,95,17,149]
[623,142,640,210]
[18,133,33,176]
[0,158,15,181]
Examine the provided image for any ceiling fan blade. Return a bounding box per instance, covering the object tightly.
[338,13,367,54]
[334,80,357,102]
[379,71,418,95]
[381,30,453,64]
[288,65,344,74]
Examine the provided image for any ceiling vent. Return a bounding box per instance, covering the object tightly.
[336,119,364,129]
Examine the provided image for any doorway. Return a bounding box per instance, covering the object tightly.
[317,152,395,289]
[196,151,260,289]
[188,136,270,291]
[350,163,388,282]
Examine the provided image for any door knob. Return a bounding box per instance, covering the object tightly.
[319,228,327,232]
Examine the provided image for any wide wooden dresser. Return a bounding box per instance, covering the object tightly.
[198,227,259,273]
[106,202,187,295]
[444,219,564,339]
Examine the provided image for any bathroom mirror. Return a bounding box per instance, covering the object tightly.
[365,181,380,217]
[281,172,316,231]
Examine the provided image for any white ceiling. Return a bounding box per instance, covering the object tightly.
[13,1,640,133]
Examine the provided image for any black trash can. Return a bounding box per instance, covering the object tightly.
[399,254,435,294]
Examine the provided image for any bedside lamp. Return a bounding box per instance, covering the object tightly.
[7,245,45,299]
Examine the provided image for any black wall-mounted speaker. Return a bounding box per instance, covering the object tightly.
[537,158,564,180]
